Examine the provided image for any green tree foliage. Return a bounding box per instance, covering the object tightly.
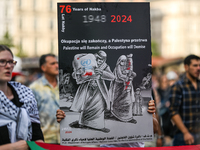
[0,31,27,57]
[0,31,14,48]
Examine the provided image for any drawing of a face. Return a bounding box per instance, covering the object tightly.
[97,57,104,66]
[95,51,107,66]
[120,59,126,66]
[73,67,84,83]
[135,88,141,95]
[116,55,127,67]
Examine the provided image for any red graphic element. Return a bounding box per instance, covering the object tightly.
[125,81,130,90]
[65,131,72,134]
[83,72,93,76]
[77,58,79,60]
[60,5,65,13]
[127,61,131,70]
[60,5,71,13]
[127,15,133,22]
[111,15,132,23]
[124,54,133,91]
[12,72,24,78]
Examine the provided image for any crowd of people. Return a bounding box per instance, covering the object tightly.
[0,44,200,149]
[151,54,200,146]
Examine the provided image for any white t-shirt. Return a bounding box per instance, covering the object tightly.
[100,142,145,147]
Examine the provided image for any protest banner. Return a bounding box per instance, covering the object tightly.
[57,2,153,146]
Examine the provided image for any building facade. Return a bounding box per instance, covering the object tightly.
[2,0,199,60]
[11,0,145,57]
[0,0,14,41]
[13,0,58,56]
[150,0,200,58]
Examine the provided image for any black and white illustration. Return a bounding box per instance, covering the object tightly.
[69,51,115,133]
[109,54,137,123]
[58,2,153,145]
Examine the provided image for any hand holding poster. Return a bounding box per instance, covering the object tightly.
[57,2,153,146]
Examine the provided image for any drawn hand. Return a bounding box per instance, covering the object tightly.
[122,70,127,74]
[56,109,66,123]
[129,77,133,81]
[89,80,98,88]
[94,68,103,76]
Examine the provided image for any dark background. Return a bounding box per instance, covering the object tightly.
[57,3,151,91]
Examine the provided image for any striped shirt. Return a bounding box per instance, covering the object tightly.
[169,74,200,133]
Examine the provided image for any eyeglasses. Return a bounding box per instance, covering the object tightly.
[0,60,17,67]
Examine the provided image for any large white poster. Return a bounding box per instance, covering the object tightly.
[58,2,153,146]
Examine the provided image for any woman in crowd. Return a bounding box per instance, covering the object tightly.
[0,45,44,150]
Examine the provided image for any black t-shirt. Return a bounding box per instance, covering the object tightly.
[0,83,44,145]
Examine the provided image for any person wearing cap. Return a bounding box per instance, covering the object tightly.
[169,54,200,146]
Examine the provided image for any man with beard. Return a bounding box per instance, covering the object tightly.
[169,54,200,146]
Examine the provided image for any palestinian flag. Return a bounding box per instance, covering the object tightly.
[27,141,200,150]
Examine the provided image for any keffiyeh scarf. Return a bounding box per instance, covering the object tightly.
[0,82,40,143]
